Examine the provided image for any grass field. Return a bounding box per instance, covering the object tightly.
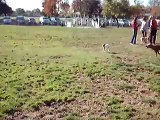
[0,25,160,120]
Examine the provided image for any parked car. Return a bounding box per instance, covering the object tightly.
[28,17,36,25]
[16,16,25,25]
[122,19,131,27]
[3,16,12,24]
[40,16,51,25]
[118,19,124,27]
[108,19,117,26]
[50,17,65,26]
[126,19,132,27]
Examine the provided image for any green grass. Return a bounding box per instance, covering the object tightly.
[0,26,160,119]
[104,96,135,120]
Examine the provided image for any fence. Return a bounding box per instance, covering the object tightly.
[63,17,107,28]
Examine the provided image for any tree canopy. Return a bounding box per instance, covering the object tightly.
[103,0,130,18]
[43,0,70,17]
[72,0,102,17]
[15,8,25,16]
[0,0,13,16]
[43,0,57,17]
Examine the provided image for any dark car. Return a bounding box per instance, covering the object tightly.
[28,17,36,25]
[16,16,25,25]
[51,17,65,26]
[3,16,12,24]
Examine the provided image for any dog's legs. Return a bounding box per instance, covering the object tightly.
[140,37,143,44]
[156,52,158,56]
[144,37,147,44]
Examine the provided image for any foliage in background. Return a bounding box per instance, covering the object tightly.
[0,0,13,16]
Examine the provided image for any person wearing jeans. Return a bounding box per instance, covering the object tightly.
[131,16,139,45]
[149,16,157,45]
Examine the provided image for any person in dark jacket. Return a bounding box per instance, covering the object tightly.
[149,16,158,45]
[130,16,140,45]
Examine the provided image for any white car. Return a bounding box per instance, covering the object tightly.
[118,19,124,27]
[108,19,117,26]
[3,16,12,24]
[39,16,51,25]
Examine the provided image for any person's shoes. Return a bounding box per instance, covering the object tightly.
[130,43,134,45]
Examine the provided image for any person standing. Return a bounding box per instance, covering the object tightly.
[149,16,158,45]
[140,17,148,39]
[130,16,139,45]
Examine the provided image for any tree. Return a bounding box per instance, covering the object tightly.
[32,8,42,16]
[43,0,57,17]
[15,8,25,16]
[103,0,130,27]
[129,5,142,17]
[103,0,130,18]
[72,0,102,17]
[0,0,13,16]
[148,0,160,6]
[134,0,144,5]
[148,0,155,6]
[24,10,33,17]
[151,6,160,16]
[147,0,160,17]
[59,1,70,17]
[72,0,82,15]
[82,0,102,17]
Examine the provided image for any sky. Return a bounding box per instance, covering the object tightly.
[6,0,149,11]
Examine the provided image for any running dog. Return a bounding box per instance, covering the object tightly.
[102,44,111,52]
[146,44,160,56]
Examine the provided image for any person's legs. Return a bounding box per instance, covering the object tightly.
[150,29,153,45]
[133,30,137,44]
[144,31,147,37]
[131,29,136,44]
[142,30,145,37]
[153,29,157,45]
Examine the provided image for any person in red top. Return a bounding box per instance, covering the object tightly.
[130,16,139,45]
[149,16,158,45]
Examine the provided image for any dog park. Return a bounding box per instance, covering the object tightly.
[0,25,160,120]
[1,0,160,119]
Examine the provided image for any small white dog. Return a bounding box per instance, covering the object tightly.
[102,44,111,52]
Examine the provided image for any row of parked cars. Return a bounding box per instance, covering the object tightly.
[2,16,65,26]
[106,19,132,27]
[2,16,132,27]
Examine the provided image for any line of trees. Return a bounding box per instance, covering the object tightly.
[12,8,42,17]
[42,0,144,18]
[1,0,160,18]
